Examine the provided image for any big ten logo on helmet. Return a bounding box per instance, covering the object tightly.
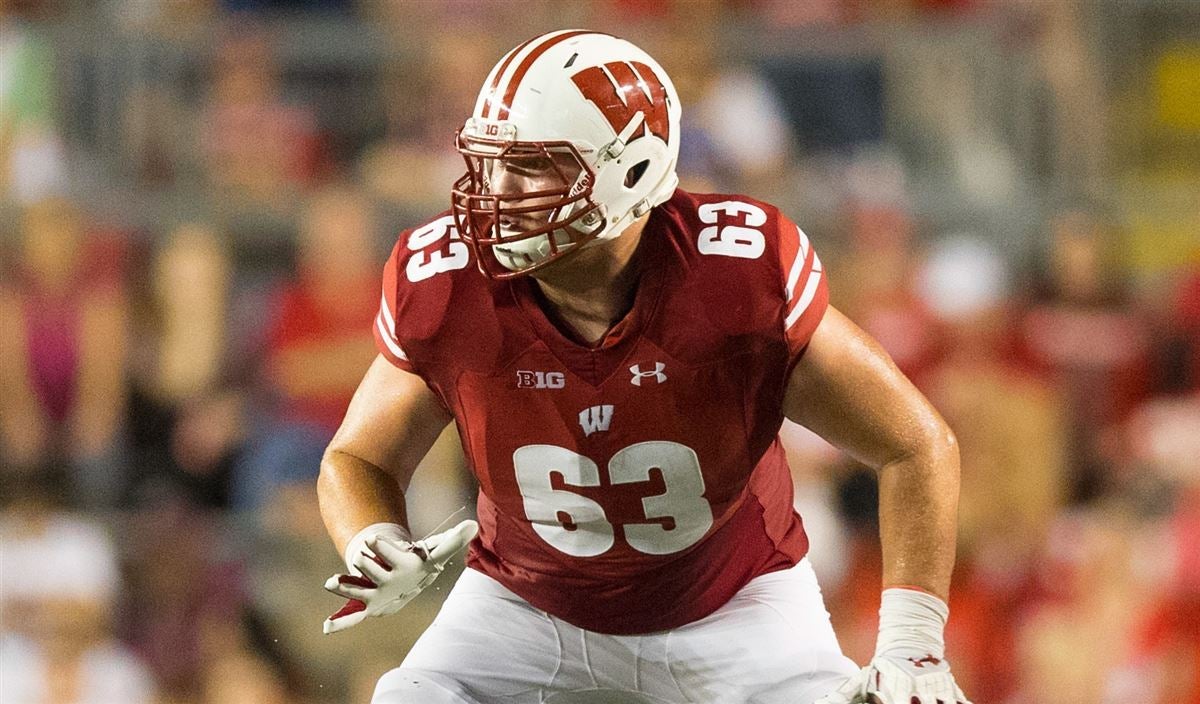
[570,62,671,143]
[483,123,500,136]
[516,370,566,389]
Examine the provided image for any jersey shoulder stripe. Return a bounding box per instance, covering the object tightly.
[660,190,829,362]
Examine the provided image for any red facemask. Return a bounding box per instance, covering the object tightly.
[451,132,605,279]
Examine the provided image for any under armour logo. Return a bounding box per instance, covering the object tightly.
[908,655,942,668]
[629,362,666,386]
[578,405,614,437]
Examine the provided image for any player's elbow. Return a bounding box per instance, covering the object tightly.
[916,419,960,483]
[893,413,959,476]
[931,425,960,469]
[316,448,341,495]
[317,446,362,496]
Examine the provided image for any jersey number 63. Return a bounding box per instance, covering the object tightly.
[513,441,714,557]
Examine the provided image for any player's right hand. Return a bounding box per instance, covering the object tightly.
[814,588,971,704]
[322,519,478,634]
[813,654,970,704]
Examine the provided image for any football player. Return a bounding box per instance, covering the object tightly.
[318,30,971,704]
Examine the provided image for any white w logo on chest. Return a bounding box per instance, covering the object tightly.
[578,405,614,437]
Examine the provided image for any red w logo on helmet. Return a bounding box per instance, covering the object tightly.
[570,61,671,144]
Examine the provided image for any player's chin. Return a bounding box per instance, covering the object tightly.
[496,236,580,278]
[494,245,553,276]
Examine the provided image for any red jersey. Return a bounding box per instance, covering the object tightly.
[373,189,829,634]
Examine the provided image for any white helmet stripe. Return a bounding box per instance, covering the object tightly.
[478,33,540,119]
[491,29,599,120]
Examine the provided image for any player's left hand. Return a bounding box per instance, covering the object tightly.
[814,653,970,704]
[815,587,971,704]
[322,519,478,634]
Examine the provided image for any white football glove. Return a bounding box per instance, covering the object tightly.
[322,519,478,634]
[816,588,971,704]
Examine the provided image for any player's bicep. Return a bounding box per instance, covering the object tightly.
[326,354,452,489]
[783,306,950,470]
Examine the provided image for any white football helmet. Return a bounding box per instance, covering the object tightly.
[451,30,681,278]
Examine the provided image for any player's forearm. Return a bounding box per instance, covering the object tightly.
[876,434,960,602]
[317,449,411,559]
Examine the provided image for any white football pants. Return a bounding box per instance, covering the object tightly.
[372,559,858,704]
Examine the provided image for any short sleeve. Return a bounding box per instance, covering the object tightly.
[373,237,418,373]
[777,216,829,363]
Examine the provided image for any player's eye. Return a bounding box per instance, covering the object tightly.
[504,156,554,176]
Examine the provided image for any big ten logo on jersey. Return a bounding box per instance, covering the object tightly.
[697,201,767,260]
[405,215,471,283]
[516,370,566,389]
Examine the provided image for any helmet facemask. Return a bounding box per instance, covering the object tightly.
[452,131,607,279]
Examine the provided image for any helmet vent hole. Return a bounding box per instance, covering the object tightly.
[624,160,650,188]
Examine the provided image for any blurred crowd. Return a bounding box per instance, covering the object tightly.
[2,1,1199,703]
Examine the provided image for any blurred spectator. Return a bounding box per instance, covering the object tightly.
[1012,507,1155,703]
[656,2,793,193]
[118,497,250,700]
[359,29,496,213]
[636,28,723,192]
[1028,0,1110,197]
[1128,495,1200,702]
[1017,207,1153,502]
[0,476,158,703]
[693,61,797,198]
[919,236,1066,565]
[0,198,129,507]
[834,202,945,385]
[0,3,67,202]
[233,185,378,511]
[149,224,231,403]
[883,11,1021,209]
[1123,393,1200,493]
[821,468,886,667]
[200,27,321,206]
[917,236,1068,700]
[1113,379,1200,702]
[200,649,290,704]
[125,224,245,509]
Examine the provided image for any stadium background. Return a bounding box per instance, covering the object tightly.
[2,0,1199,701]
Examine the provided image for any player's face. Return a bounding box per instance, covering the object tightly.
[453,135,604,278]
[483,150,583,232]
